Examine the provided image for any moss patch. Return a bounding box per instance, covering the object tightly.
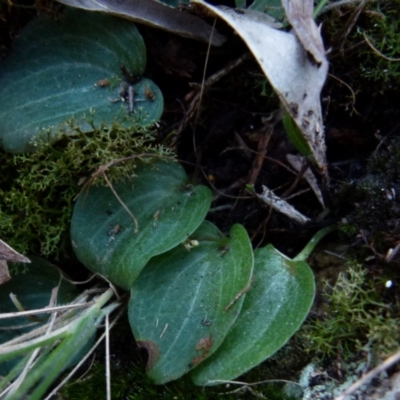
[302,261,400,359]
[0,121,173,259]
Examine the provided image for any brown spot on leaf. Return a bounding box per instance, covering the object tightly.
[137,340,160,371]
[189,353,208,368]
[144,84,155,101]
[195,335,213,352]
[96,79,110,87]
[190,335,213,368]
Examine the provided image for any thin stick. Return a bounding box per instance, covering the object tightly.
[247,126,272,186]
[190,18,217,177]
[102,171,139,234]
[61,273,100,285]
[180,52,251,133]
[70,353,96,385]
[195,17,216,127]
[334,349,400,400]
[62,274,122,301]
[105,313,111,400]
[320,0,379,14]
[284,188,311,200]
[203,53,251,89]
[0,302,94,320]
[77,153,173,200]
[211,378,302,388]
[363,32,400,62]
[339,0,367,51]
[328,73,359,115]
[224,278,253,312]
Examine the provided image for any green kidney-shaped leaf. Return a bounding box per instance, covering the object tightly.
[71,160,212,290]
[191,244,315,385]
[0,257,78,376]
[128,221,254,384]
[0,8,163,153]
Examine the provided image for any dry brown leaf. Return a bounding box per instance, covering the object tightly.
[257,185,310,224]
[55,0,226,46]
[0,260,10,285]
[281,0,326,66]
[0,239,31,285]
[286,154,325,208]
[191,0,328,174]
[0,239,31,264]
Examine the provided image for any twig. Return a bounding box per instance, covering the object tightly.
[211,378,302,389]
[328,73,359,115]
[0,302,94,320]
[339,0,367,52]
[179,53,251,133]
[319,0,378,15]
[247,125,272,186]
[67,353,96,385]
[105,313,111,400]
[102,171,139,234]
[363,32,400,62]
[334,349,400,400]
[77,153,172,200]
[224,278,253,312]
[194,17,217,128]
[252,206,273,246]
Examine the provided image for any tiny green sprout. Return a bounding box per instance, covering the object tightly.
[282,110,313,160]
[245,184,255,193]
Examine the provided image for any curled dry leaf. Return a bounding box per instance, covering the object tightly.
[191,0,328,175]
[256,185,310,224]
[286,154,325,208]
[0,261,10,285]
[281,0,326,66]
[55,0,226,46]
[0,239,31,285]
[0,239,31,264]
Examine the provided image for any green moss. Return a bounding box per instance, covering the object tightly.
[0,121,173,259]
[302,261,400,359]
[356,1,400,83]
[319,0,400,88]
